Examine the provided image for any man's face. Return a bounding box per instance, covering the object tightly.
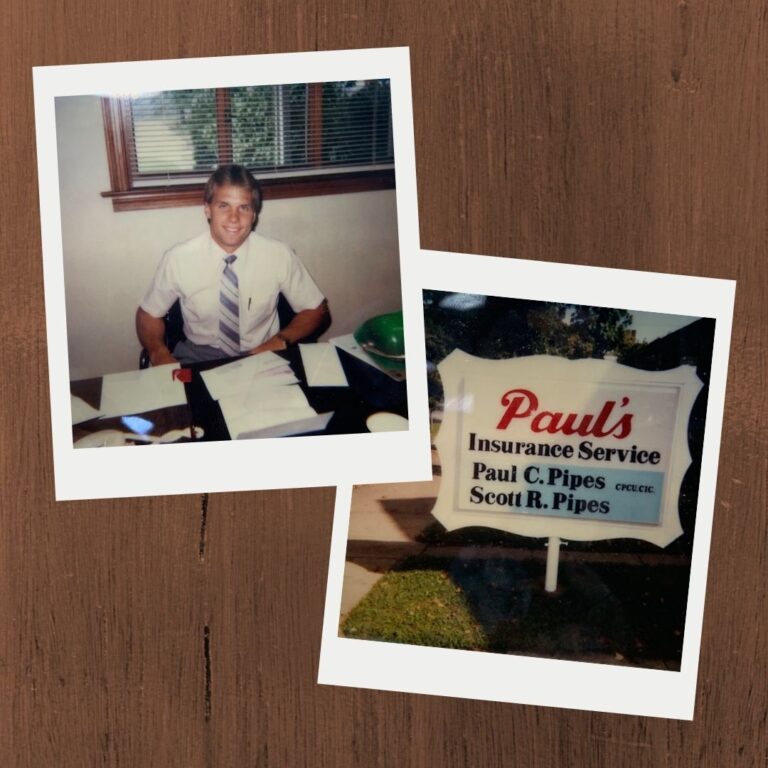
[204,183,257,252]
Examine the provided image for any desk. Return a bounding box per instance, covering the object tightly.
[71,346,408,447]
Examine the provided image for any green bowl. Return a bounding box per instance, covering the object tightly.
[353,311,406,374]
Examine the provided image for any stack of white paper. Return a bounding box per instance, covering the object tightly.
[99,364,187,418]
[199,351,297,400]
[218,386,332,439]
[200,352,333,439]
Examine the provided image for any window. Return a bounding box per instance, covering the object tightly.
[101,80,395,211]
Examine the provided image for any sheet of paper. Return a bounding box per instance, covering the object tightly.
[299,343,349,387]
[218,383,311,416]
[200,352,296,401]
[201,367,298,400]
[71,394,104,424]
[329,333,401,379]
[99,364,187,418]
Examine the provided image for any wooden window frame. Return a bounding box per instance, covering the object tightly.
[100,89,396,212]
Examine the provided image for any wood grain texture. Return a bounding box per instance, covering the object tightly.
[2,0,766,765]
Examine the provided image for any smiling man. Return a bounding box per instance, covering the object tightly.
[136,164,328,366]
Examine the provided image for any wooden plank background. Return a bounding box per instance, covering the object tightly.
[2,0,766,765]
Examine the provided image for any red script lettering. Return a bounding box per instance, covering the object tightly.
[496,388,633,439]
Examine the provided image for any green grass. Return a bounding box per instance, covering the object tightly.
[341,570,486,650]
[340,557,688,668]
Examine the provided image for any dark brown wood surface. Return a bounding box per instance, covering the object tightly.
[2,1,766,765]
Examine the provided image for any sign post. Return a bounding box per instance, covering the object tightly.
[545,537,560,593]
[431,351,703,591]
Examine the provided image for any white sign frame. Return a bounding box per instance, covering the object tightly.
[33,47,432,500]
[434,351,703,547]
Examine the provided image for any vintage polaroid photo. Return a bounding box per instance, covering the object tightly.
[319,250,735,719]
[33,47,431,500]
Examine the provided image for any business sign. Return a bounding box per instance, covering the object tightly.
[432,351,703,547]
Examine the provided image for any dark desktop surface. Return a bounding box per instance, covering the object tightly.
[71,345,408,446]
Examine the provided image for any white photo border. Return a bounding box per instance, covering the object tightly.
[319,249,736,720]
[33,47,431,500]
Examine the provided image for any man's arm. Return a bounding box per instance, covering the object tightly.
[249,300,330,354]
[136,307,178,366]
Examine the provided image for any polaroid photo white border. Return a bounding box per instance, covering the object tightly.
[33,47,431,500]
[319,250,736,720]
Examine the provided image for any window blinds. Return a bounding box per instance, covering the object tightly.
[128,80,394,178]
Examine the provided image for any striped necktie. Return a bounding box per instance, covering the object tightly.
[219,254,240,356]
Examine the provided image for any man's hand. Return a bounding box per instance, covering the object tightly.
[149,348,179,366]
[246,301,329,356]
[248,335,288,355]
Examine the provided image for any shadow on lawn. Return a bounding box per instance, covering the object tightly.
[394,550,688,669]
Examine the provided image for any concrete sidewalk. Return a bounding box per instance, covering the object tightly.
[340,449,442,619]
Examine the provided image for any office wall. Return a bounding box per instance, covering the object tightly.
[56,96,402,380]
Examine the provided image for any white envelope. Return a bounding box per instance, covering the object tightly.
[300,343,349,387]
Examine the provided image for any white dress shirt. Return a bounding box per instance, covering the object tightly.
[141,231,325,352]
